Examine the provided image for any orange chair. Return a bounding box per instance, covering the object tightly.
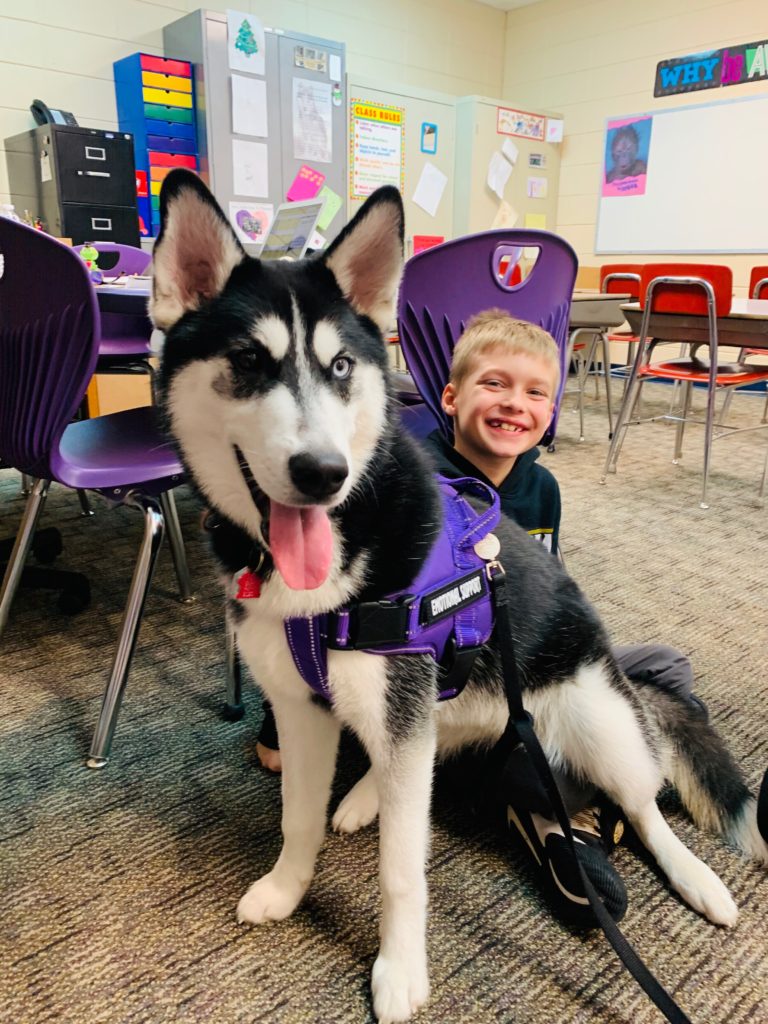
[602,263,768,508]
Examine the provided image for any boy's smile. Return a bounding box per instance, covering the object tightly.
[441,348,556,485]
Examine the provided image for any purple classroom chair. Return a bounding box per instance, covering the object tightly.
[396,229,578,446]
[0,218,192,768]
[74,241,155,372]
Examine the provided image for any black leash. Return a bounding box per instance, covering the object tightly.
[490,563,692,1024]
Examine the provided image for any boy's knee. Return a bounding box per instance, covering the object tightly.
[614,642,694,699]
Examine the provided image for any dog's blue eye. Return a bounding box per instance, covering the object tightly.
[332,356,353,380]
[231,349,261,374]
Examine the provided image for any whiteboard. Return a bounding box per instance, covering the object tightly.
[595,93,768,254]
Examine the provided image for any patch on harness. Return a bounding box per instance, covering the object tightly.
[419,569,487,625]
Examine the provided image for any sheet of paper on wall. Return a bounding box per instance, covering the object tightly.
[231,74,268,137]
[232,139,269,198]
[546,118,564,143]
[412,161,448,217]
[229,201,274,247]
[293,78,333,163]
[524,212,547,229]
[329,54,342,81]
[308,229,326,251]
[491,200,519,229]
[501,137,519,166]
[227,10,265,76]
[487,151,512,200]
[287,164,326,202]
[316,184,342,231]
[527,175,548,199]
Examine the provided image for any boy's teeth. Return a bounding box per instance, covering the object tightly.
[491,421,522,432]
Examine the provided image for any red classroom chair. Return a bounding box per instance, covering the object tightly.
[601,263,768,508]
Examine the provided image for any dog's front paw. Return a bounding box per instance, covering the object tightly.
[236,870,307,925]
[670,858,738,927]
[332,772,380,834]
[371,954,429,1023]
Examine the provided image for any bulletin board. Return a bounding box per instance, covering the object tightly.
[347,77,456,255]
[596,92,768,253]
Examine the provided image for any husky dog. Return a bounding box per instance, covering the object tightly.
[151,169,767,1024]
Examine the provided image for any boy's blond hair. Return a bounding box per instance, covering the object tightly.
[449,309,561,394]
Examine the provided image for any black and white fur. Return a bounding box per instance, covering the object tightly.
[151,169,767,1024]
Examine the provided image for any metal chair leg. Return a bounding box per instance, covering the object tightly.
[0,478,51,638]
[600,332,614,437]
[77,489,94,517]
[672,381,693,464]
[759,443,768,500]
[224,603,245,720]
[159,488,194,603]
[87,493,165,768]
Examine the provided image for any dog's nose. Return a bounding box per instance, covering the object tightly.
[289,451,348,500]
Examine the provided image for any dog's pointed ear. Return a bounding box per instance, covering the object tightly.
[322,186,404,333]
[150,169,246,331]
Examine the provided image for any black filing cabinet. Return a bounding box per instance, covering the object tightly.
[5,124,140,246]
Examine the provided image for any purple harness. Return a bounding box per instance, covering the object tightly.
[284,476,500,703]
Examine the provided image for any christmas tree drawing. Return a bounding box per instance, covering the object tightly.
[235,19,259,59]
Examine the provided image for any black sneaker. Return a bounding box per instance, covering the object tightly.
[507,801,628,928]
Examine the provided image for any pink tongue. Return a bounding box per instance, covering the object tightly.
[268,501,333,590]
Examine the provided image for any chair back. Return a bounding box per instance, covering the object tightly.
[639,263,732,317]
[0,219,100,477]
[749,265,768,300]
[73,242,151,276]
[397,229,578,444]
[600,263,642,299]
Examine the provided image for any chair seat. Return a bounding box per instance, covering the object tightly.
[52,407,183,491]
[606,332,639,343]
[98,336,153,358]
[640,358,768,386]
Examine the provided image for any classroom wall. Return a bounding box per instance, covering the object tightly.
[502,0,768,294]
[0,0,506,206]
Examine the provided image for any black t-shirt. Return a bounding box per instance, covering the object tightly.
[421,429,561,555]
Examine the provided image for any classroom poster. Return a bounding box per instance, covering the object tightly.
[227,11,265,76]
[349,100,405,199]
[602,116,653,197]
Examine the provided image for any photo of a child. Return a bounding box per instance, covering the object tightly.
[602,116,653,197]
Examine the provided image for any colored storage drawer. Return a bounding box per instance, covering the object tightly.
[142,87,193,108]
[151,195,160,211]
[145,118,195,140]
[147,134,197,155]
[150,180,162,195]
[140,54,191,77]
[142,71,193,93]
[143,104,193,124]
[137,196,152,236]
[148,150,197,168]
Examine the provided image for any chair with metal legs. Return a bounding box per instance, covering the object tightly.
[601,264,768,508]
[720,265,768,426]
[0,217,193,767]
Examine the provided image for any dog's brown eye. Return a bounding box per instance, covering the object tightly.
[231,348,262,374]
[332,356,353,380]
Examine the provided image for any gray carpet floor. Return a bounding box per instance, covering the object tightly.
[1,382,767,1024]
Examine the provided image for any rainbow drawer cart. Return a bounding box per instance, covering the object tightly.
[114,53,200,237]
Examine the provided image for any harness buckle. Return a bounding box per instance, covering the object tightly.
[333,595,416,649]
[437,637,483,701]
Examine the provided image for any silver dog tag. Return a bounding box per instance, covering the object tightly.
[474,533,500,561]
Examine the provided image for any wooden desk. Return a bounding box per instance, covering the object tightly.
[621,299,768,351]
